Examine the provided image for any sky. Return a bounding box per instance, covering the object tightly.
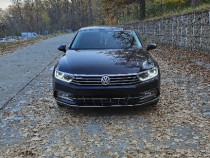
[0,0,11,10]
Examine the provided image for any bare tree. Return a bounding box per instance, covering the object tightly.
[11,0,24,31]
[139,0,145,20]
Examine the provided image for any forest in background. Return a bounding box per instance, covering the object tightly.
[0,0,209,36]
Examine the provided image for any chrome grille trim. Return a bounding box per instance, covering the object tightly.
[74,97,140,100]
[71,73,140,86]
[73,73,139,77]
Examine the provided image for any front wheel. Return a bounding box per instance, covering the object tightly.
[150,99,159,106]
[56,101,65,107]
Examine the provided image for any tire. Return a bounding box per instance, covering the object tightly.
[150,99,159,106]
[56,101,65,107]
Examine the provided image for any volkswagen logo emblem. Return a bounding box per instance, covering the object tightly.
[101,76,110,86]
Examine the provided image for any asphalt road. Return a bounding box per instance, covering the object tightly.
[0,35,209,157]
[0,34,75,109]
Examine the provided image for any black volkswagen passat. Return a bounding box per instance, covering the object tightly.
[53,26,160,107]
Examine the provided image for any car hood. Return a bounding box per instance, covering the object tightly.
[58,49,155,75]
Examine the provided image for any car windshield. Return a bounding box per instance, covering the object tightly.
[71,30,143,49]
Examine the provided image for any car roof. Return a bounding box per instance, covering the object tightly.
[78,26,133,31]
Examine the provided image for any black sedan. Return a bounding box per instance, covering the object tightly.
[53,26,160,107]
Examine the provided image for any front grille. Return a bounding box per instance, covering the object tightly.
[71,74,140,86]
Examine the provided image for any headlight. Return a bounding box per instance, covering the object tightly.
[138,67,158,81]
[55,70,74,83]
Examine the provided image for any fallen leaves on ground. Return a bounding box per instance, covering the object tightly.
[0,45,209,157]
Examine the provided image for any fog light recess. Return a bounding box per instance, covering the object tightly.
[56,91,74,101]
[139,90,157,99]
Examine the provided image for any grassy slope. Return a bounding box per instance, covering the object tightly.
[123,3,210,24]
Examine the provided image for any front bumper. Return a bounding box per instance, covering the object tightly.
[53,77,160,107]
[56,97,159,107]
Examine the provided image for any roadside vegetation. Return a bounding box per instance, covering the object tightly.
[146,0,210,18]
[144,1,210,21]
[124,1,210,23]
[102,0,210,24]
[0,0,209,38]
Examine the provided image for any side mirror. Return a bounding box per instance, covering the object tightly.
[58,44,66,53]
[147,43,157,51]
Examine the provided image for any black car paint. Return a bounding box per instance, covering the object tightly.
[57,49,157,75]
[53,26,160,107]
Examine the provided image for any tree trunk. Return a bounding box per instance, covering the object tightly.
[88,0,93,25]
[35,0,39,33]
[191,0,203,8]
[12,0,24,31]
[135,5,139,19]
[139,0,145,20]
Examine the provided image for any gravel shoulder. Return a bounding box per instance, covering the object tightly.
[0,41,209,157]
